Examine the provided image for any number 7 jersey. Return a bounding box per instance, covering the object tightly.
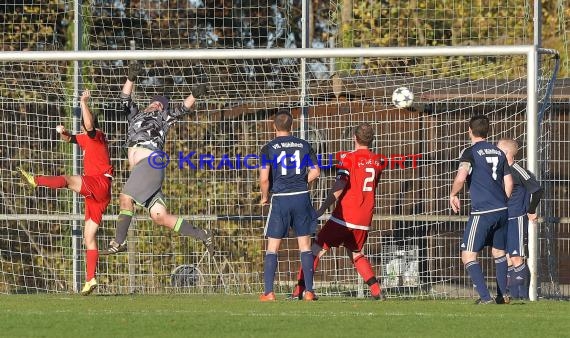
[330,149,384,230]
[459,140,511,214]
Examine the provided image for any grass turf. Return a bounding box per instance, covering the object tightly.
[0,294,569,337]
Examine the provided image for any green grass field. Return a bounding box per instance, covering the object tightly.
[0,294,569,337]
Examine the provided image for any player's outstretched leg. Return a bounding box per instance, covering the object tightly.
[173,217,214,253]
[19,167,70,190]
[18,167,38,188]
[148,202,214,253]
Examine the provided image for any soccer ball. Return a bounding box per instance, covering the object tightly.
[392,87,414,109]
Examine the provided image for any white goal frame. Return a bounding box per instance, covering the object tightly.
[0,45,546,300]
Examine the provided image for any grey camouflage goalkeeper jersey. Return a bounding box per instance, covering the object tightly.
[121,93,192,151]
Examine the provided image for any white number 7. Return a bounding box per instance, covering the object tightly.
[486,156,498,180]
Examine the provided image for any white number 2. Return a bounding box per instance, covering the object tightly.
[362,168,375,191]
[486,156,498,180]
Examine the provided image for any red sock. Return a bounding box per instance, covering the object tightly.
[296,255,321,284]
[354,254,381,296]
[36,176,67,189]
[353,254,375,282]
[86,250,99,281]
[369,281,381,297]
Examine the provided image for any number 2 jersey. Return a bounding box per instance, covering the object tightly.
[330,149,384,230]
[459,140,510,214]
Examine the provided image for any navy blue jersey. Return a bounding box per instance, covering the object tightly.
[508,163,542,218]
[260,135,317,194]
[459,141,511,213]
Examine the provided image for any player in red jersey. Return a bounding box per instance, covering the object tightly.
[19,90,113,296]
[291,123,385,300]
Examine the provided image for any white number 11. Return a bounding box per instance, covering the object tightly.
[277,150,301,175]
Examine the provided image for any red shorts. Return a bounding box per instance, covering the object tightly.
[79,174,112,225]
[315,219,369,252]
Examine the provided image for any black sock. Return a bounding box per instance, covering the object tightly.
[115,210,133,244]
[174,218,206,240]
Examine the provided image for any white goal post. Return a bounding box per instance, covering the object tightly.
[0,46,559,300]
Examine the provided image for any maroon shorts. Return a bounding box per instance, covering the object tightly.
[315,219,369,252]
[80,174,112,225]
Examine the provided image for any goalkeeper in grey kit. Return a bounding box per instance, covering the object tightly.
[101,61,213,255]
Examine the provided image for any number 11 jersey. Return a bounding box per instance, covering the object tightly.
[459,140,511,214]
[260,135,317,194]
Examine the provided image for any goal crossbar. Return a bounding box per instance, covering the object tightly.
[0,45,551,61]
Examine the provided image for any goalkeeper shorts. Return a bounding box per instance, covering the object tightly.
[122,158,166,209]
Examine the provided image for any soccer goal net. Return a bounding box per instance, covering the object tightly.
[0,46,560,299]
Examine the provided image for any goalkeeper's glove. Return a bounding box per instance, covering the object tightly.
[191,83,208,99]
[128,61,142,82]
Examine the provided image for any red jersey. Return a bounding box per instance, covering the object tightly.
[330,149,384,230]
[75,130,113,177]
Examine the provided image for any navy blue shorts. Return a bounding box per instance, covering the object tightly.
[264,192,317,239]
[461,209,508,252]
[506,215,528,257]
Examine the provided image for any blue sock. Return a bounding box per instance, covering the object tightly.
[497,265,513,297]
[507,265,514,294]
[509,265,520,298]
[263,252,278,295]
[515,263,530,299]
[494,255,508,296]
[465,261,491,301]
[300,251,314,292]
